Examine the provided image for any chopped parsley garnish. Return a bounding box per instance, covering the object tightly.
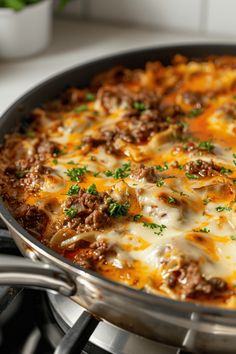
[105,162,131,179]
[199,227,210,233]
[90,156,97,162]
[220,167,233,175]
[104,170,113,177]
[64,208,78,218]
[198,141,215,153]
[67,184,80,196]
[133,214,143,221]
[86,184,98,195]
[175,163,184,170]
[187,108,202,117]
[185,172,199,179]
[178,121,188,130]
[143,222,167,236]
[233,179,236,184]
[108,199,130,217]
[26,130,35,138]
[156,162,168,172]
[15,170,28,178]
[65,166,89,181]
[75,144,83,150]
[85,93,95,101]
[168,196,176,204]
[230,235,236,240]
[52,159,58,165]
[133,101,147,111]
[74,104,88,113]
[203,197,210,205]
[53,147,66,157]
[233,96,236,100]
[67,160,76,165]
[233,153,236,166]
[166,116,173,123]
[215,206,232,212]
[93,172,100,177]
[156,178,164,187]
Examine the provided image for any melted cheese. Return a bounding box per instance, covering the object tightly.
[3,55,236,308]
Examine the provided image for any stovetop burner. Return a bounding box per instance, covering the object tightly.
[0,229,191,354]
[47,292,177,354]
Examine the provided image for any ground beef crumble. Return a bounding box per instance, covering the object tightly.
[82,108,184,153]
[13,204,49,239]
[4,160,54,192]
[73,239,116,269]
[130,164,160,183]
[184,159,220,177]
[165,259,228,299]
[63,189,111,232]
[97,85,160,113]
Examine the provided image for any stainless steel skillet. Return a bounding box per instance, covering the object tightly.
[1,44,236,354]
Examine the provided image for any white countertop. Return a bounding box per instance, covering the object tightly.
[0,18,231,116]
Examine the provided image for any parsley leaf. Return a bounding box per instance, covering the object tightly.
[168,196,176,204]
[15,170,28,178]
[85,93,95,101]
[53,147,67,157]
[198,141,215,153]
[64,208,78,218]
[156,178,164,187]
[86,184,98,195]
[187,108,203,117]
[216,206,232,212]
[104,170,113,177]
[133,102,147,111]
[52,159,58,165]
[185,172,199,179]
[108,199,130,217]
[203,197,210,205]
[196,227,210,233]
[233,153,236,166]
[178,121,188,130]
[93,172,100,177]
[26,130,35,138]
[67,184,80,196]
[188,108,202,118]
[65,166,89,181]
[105,162,131,179]
[74,104,88,113]
[220,167,233,175]
[156,162,168,172]
[143,222,167,236]
[133,214,143,221]
[230,235,236,240]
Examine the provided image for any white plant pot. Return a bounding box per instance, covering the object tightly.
[0,0,53,60]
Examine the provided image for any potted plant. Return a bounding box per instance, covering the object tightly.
[0,0,54,60]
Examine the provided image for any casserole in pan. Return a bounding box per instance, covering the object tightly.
[1,44,236,353]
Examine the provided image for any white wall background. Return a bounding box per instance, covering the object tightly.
[63,0,236,37]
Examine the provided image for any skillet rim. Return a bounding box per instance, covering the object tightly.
[1,42,236,318]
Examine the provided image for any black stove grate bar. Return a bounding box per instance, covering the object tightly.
[177,349,195,354]
[54,311,99,354]
[0,229,22,314]
[0,229,18,253]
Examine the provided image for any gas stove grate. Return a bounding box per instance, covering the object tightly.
[55,311,99,354]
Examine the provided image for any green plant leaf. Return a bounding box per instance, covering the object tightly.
[4,0,25,11]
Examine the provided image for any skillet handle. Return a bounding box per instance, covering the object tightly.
[0,255,76,296]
